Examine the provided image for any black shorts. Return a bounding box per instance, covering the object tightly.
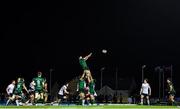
[7,93,13,97]
[168,92,175,96]
[141,93,149,97]
[58,95,64,99]
[29,90,35,95]
[14,91,22,96]
[35,88,43,93]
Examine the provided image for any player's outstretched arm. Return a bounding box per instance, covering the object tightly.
[64,89,69,94]
[6,86,9,95]
[140,86,142,95]
[23,84,29,93]
[89,72,93,82]
[148,84,151,96]
[80,72,86,80]
[84,52,92,61]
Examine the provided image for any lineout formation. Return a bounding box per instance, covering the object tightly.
[5,52,176,106]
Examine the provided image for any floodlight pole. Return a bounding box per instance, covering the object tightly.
[115,67,118,90]
[171,65,173,81]
[159,69,161,100]
[49,69,53,99]
[162,69,164,100]
[100,67,105,89]
[142,65,146,83]
[100,68,102,89]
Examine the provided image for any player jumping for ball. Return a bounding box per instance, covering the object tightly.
[79,52,92,76]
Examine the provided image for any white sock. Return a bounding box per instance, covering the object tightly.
[147,99,150,105]
[82,100,85,106]
[15,100,19,106]
[6,99,10,106]
[141,99,143,104]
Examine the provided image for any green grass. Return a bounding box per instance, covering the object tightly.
[0,105,179,109]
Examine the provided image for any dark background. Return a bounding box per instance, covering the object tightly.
[1,1,180,98]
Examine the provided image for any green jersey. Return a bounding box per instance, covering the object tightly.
[89,81,95,94]
[79,58,89,70]
[14,81,24,94]
[33,77,45,90]
[79,79,85,92]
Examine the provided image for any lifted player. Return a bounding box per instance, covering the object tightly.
[79,53,92,76]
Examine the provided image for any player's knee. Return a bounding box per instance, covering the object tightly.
[40,95,44,99]
[90,95,94,99]
[35,95,40,99]
[80,96,85,99]
[91,97,95,101]
[35,95,38,99]
[80,96,83,99]
[15,96,19,99]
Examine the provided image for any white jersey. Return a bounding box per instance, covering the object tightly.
[29,81,35,91]
[58,85,67,95]
[6,83,15,95]
[141,83,151,94]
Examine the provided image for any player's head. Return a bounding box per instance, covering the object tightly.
[44,82,48,87]
[37,71,42,77]
[84,70,91,77]
[66,83,69,87]
[85,86,89,91]
[31,81,35,85]
[12,80,16,84]
[167,78,172,83]
[79,56,83,59]
[144,78,148,83]
[17,78,20,82]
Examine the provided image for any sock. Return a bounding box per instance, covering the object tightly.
[15,100,19,106]
[141,99,143,105]
[86,100,89,105]
[147,99,150,105]
[82,100,85,106]
[6,99,10,106]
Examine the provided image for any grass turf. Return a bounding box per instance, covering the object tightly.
[0,105,179,109]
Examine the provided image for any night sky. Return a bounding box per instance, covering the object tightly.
[1,1,180,97]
